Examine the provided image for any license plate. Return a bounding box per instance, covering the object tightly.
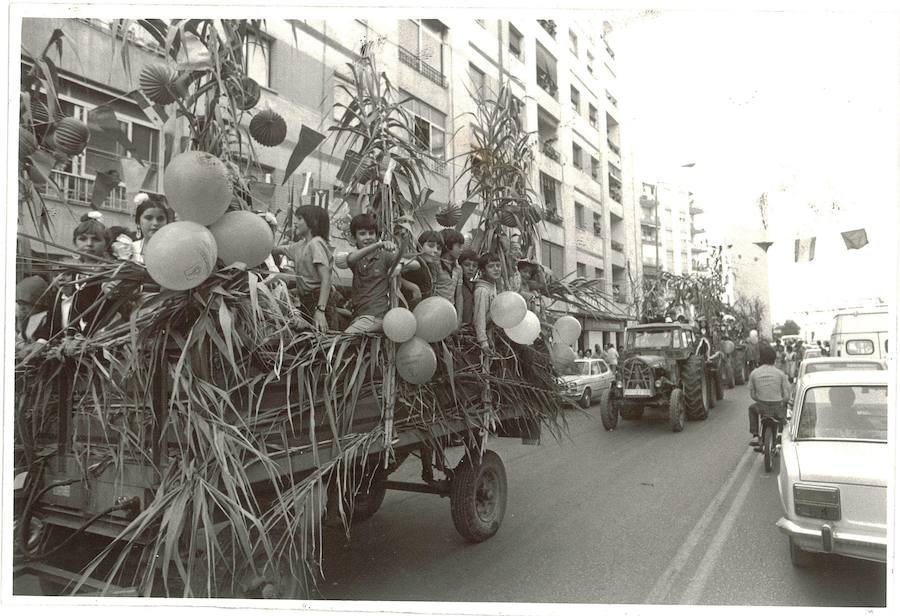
[625,388,652,397]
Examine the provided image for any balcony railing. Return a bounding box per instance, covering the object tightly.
[536,69,558,98]
[610,240,625,253]
[543,207,563,225]
[639,195,658,208]
[607,139,621,156]
[538,19,557,37]
[398,47,448,88]
[37,169,130,211]
[609,186,623,204]
[640,216,658,228]
[542,142,561,162]
[605,90,618,107]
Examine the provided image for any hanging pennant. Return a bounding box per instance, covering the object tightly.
[121,157,150,196]
[91,169,122,207]
[841,228,869,250]
[753,241,773,253]
[87,106,135,153]
[130,89,170,126]
[282,127,327,185]
[794,237,816,263]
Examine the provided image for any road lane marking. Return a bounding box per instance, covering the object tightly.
[643,446,755,604]
[678,452,759,604]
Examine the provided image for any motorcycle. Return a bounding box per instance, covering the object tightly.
[753,409,786,472]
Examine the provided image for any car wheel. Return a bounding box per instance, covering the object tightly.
[579,388,592,409]
[789,537,814,567]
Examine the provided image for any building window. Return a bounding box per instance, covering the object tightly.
[403,94,447,173]
[588,104,598,128]
[508,24,523,61]
[595,266,604,281]
[593,212,603,237]
[569,30,578,57]
[398,20,447,87]
[540,172,560,219]
[541,239,565,280]
[591,156,601,182]
[587,50,595,75]
[468,62,486,96]
[243,34,270,88]
[577,262,587,278]
[575,202,586,229]
[570,85,580,114]
[572,143,583,170]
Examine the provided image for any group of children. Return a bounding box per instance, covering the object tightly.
[16,190,545,360]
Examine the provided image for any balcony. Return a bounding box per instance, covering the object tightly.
[605,89,618,107]
[542,141,561,162]
[543,207,563,225]
[37,169,131,211]
[639,195,658,208]
[591,167,601,183]
[607,139,621,156]
[608,185,623,204]
[640,216,658,228]
[536,68,558,98]
[398,47,447,88]
[538,19,557,37]
[610,240,625,253]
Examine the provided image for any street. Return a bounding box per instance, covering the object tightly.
[319,383,887,607]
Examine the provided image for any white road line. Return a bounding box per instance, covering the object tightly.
[643,446,755,604]
[678,452,760,604]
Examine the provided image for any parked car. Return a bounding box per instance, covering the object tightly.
[776,370,888,566]
[559,358,614,409]
[830,307,889,360]
[791,356,887,403]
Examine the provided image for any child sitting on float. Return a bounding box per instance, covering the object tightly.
[473,252,502,354]
[457,248,479,327]
[436,228,465,317]
[401,230,442,307]
[121,193,173,264]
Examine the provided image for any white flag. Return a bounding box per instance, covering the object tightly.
[794,237,816,263]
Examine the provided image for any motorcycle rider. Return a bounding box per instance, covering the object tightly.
[748,344,792,448]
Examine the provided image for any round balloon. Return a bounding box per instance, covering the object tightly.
[383,307,417,343]
[490,291,527,329]
[413,296,457,343]
[504,310,541,345]
[144,221,218,291]
[164,151,233,225]
[396,337,437,385]
[552,315,582,345]
[208,210,274,268]
[722,340,735,355]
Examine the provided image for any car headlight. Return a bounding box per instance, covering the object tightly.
[654,379,661,388]
[793,484,841,521]
[615,381,623,388]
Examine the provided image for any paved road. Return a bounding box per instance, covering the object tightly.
[319,383,887,606]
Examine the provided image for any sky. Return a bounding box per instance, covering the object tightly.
[607,7,899,323]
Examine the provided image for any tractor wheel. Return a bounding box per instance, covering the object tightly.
[682,356,709,420]
[599,390,617,431]
[715,368,725,400]
[669,389,685,432]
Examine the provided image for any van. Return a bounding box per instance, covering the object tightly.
[830,308,890,360]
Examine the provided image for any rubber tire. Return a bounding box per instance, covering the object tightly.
[450,450,507,543]
[725,361,736,389]
[352,470,388,522]
[669,389,685,432]
[579,387,592,409]
[682,356,709,420]
[789,537,814,567]
[715,367,725,400]
[763,424,775,473]
[600,390,617,431]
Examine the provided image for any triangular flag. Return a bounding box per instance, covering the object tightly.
[249,180,277,210]
[794,237,816,262]
[315,189,331,209]
[91,169,122,207]
[130,89,169,126]
[841,228,869,250]
[753,241,773,253]
[282,126,326,186]
[336,150,364,184]
[121,157,150,197]
[87,106,135,153]
[175,33,213,70]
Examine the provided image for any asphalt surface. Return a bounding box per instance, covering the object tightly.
[319,382,888,607]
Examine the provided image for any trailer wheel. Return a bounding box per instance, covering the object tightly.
[450,450,507,543]
[352,470,388,522]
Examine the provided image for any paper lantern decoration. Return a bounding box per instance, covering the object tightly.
[552,315,582,345]
[383,307,418,343]
[144,221,218,291]
[504,310,541,345]
[52,117,91,156]
[413,296,457,343]
[500,210,519,228]
[228,76,261,110]
[19,129,38,160]
[164,151,233,225]
[396,337,437,385]
[722,340,735,355]
[249,109,287,147]
[208,210,274,268]
[29,99,49,126]
[435,204,461,228]
[139,64,179,105]
[490,291,527,329]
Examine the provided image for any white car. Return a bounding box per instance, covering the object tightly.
[776,370,888,566]
[559,358,614,409]
[791,356,887,403]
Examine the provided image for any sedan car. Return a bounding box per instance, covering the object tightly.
[791,356,887,403]
[559,358,614,408]
[776,370,888,566]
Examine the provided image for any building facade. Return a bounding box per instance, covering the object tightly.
[20,17,642,345]
[638,180,706,279]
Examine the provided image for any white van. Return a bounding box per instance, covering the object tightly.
[830,309,890,360]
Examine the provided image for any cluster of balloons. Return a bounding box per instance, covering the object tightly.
[491,292,541,345]
[384,297,458,385]
[144,151,275,291]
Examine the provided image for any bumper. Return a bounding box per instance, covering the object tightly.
[776,517,886,563]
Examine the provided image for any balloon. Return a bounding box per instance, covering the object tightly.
[164,151,233,225]
[504,310,541,345]
[383,307,417,343]
[722,340,735,355]
[396,337,437,385]
[490,291,527,328]
[208,210,274,268]
[144,221,218,291]
[552,315,582,345]
[413,296,457,343]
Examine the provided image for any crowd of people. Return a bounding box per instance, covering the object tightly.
[15,194,551,362]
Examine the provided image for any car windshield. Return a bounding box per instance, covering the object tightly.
[804,362,883,374]
[576,362,591,375]
[628,330,672,348]
[796,385,887,441]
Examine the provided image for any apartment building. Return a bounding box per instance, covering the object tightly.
[638,180,706,278]
[19,17,642,345]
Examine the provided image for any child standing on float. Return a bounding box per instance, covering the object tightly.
[127,193,172,264]
[286,205,334,331]
[473,252,502,354]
